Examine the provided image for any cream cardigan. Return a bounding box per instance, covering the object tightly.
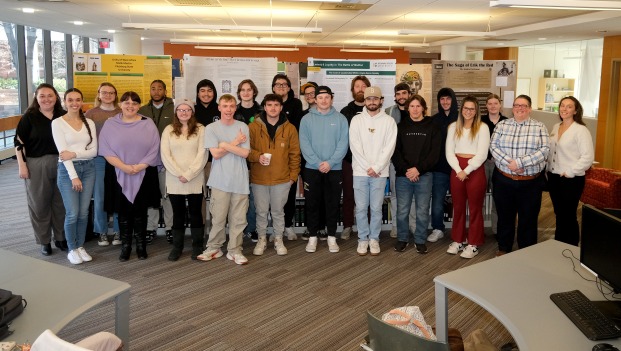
[160,124,208,195]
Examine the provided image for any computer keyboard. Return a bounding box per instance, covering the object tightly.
[550,290,621,341]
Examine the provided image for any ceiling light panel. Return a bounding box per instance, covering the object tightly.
[490,0,621,10]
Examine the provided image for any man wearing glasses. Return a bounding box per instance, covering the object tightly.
[490,95,549,256]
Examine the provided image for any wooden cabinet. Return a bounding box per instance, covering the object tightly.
[538,78,575,111]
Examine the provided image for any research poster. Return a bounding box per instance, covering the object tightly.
[431,60,516,114]
[181,55,278,103]
[395,64,432,109]
[73,54,172,104]
[307,58,397,112]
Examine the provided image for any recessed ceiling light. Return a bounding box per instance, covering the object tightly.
[497,42,505,46]
[107,30,115,34]
[141,37,145,41]
[597,30,608,33]
[538,37,547,40]
[22,8,35,14]
[426,51,431,54]
[74,21,84,26]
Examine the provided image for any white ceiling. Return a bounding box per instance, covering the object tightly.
[0,0,620,53]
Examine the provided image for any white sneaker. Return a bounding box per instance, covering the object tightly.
[389,226,397,238]
[197,248,223,261]
[357,241,369,256]
[327,236,339,253]
[77,247,92,262]
[341,227,352,240]
[285,227,297,241]
[111,233,122,246]
[253,236,267,256]
[446,242,464,255]
[67,249,83,265]
[306,236,318,253]
[427,229,444,242]
[227,252,249,265]
[97,234,109,246]
[369,239,381,256]
[460,245,479,259]
[274,237,288,255]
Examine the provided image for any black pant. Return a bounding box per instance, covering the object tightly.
[547,172,585,246]
[492,168,544,252]
[284,178,297,228]
[304,168,342,236]
[169,193,204,230]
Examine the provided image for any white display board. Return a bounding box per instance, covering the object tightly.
[307,58,397,112]
[181,55,278,103]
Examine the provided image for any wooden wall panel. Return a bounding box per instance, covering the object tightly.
[597,35,621,169]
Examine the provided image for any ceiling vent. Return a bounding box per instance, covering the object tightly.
[166,0,221,6]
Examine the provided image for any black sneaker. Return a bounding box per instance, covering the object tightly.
[415,243,428,254]
[145,230,157,245]
[318,230,328,241]
[250,231,258,243]
[166,230,173,244]
[302,230,310,241]
[394,241,409,252]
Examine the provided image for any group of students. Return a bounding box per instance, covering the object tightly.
[14,73,594,266]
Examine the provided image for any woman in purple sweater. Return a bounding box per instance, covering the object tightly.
[98,91,161,261]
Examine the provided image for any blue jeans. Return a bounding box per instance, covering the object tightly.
[396,173,433,244]
[353,176,386,242]
[431,171,450,231]
[57,160,96,251]
[94,156,119,234]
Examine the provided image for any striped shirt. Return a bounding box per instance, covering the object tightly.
[490,117,549,176]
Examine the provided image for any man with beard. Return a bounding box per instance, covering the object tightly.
[385,83,416,239]
[338,75,370,240]
[138,79,174,244]
[272,74,303,241]
[349,87,397,256]
[301,82,318,115]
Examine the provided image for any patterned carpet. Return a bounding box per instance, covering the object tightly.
[0,158,561,350]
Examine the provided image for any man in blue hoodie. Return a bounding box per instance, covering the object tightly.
[429,87,459,243]
[299,86,349,254]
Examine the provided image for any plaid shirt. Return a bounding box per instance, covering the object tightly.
[490,117,549,176]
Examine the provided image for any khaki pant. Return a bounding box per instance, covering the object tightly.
[24,154,65,244]
[205,188,248,255]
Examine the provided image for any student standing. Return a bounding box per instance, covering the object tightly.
[15,83,67,256]
[52,88,98,264]
[445,96,490,259]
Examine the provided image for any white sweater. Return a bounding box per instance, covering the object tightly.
[160,124,208,195]
[349,108,397,178]
[547,122,594,177]
[51,117,97,179]
[445,123,490,175]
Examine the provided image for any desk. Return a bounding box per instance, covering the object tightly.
[434,240,621,350]
[0,249,130,348]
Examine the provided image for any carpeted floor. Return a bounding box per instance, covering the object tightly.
[0,158,563,350]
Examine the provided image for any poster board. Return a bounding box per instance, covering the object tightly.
[307,58,396,112]
[431,60,517,114]
[181,55,278,103]
[395,64,432,109]
[73,54,172,104]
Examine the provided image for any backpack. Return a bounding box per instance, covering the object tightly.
[0,289,27,340]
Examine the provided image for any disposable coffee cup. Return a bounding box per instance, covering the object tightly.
[263,153,272,165]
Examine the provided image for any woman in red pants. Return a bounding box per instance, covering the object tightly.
[445,95,490,258]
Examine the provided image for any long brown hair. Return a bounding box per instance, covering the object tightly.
[455,95,482,141]
[94,82,119,109]
[25,83,64,116]
[171,102,199,139]
[64,88,93,149]
[558,96,586,126]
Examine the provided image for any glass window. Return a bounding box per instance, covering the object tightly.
[89,38,99,54]
[0,21,19,118]
[25,26,43,105]
[72,35,84,53]
[51,31,67,93]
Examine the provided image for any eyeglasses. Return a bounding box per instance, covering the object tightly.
[513,104,530,109]
[462,107,476,112]
[176,109,192,113]
[274,83,289,88]
[100,91,116,96]
[304,92,315,97]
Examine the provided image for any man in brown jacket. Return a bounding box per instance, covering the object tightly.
[248,94,301,256]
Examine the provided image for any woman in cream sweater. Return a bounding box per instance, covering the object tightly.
[160,99,208,261]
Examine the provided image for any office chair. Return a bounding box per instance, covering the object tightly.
[364,311,451,351]
[31,329,92,351]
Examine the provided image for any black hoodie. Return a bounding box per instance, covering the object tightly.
[392,116,441,177]
[194,79,220,127]
[431,87,459,174]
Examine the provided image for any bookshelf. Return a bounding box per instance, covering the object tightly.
[537,78,575,112]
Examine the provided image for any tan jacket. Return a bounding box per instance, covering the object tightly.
[248,116,300,185]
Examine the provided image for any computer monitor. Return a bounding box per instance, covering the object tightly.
[580,204,621,294]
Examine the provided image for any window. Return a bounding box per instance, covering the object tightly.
[0,22,20,118]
